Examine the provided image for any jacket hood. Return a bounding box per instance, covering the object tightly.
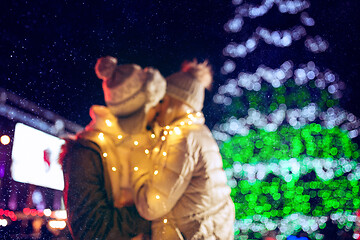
[85,105,124,136]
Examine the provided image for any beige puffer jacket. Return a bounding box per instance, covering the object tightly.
[131,113,235,240]
[79,105,158,208]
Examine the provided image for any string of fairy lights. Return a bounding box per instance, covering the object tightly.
[95,111,202,228]
[216,0,360,239]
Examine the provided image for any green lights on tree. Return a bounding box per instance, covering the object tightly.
[231,176,359,219]
[221,124,357,166]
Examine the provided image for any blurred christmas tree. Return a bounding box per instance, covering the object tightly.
[212,1,360,239]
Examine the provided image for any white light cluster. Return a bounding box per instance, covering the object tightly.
[286,103,318,129]
[220,60,294,89]
[300,12,315,26]
[219,61,344,99]
[223,0,328,73]
[212,104,360,143]
[305,35,329,53]
[223,26,307,59]
[257,26,306,46]
[320,107,360,137]
[330,212,358,227]
[225,0,310,33]
[234,212,356,238]
[0,219,8,227]
[213,60,358,138]
[48,220,67,230]
[44,208,52,217]
[53,210,67,220]
[226,158,360,184]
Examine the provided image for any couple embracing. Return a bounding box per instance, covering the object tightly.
[60,56,235,240]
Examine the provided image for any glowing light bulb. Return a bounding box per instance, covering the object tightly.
[44,209,52,217]
[180,122,185,126]
[163,219,168,224]
[154,170,159,175]
[134,141,139,146]
[117,135,123,139]
[188,121,192,125]
[0,219,8,227]
[0,135,10,145]
[161,136,166,141]
[112,167,117,171]
[134,167,139,171]
[155,195,160,199]
[196,112,201,117]
[165,126,170,130]
[154,147,160,153]
[174,127,181,135]
[48,220,66,230]
[145,149,150,154]
[105,119,112,127]
[151,133,156,138]
[186,110,191,114]
[188,114,193,119]
[162,152,167,156]
[163,131,168,135]
[103,152,108,157]
[98,133,105,141]
[169,131,173,135]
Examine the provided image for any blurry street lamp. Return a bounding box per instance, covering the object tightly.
[0,135,10,145]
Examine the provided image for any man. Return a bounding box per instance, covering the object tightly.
[60,56,166,239]
[131,60,235,239]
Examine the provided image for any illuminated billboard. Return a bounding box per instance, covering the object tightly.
[11,123,65,191]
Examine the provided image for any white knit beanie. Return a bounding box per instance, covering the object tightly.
[166,60,212,112]
[95,56,166,134]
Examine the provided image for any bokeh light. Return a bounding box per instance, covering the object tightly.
[216,0,360,239]
[0,135,11,145]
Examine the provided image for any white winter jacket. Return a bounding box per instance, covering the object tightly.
[131,113,235,240]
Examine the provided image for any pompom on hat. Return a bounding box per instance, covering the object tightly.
[95,56,166,134]
[166,59,213,112]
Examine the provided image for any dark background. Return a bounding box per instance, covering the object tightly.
[1,0,359,128]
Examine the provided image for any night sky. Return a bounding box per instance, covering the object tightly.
[1,0,359,128]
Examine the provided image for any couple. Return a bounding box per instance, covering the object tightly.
[60,56,235,240]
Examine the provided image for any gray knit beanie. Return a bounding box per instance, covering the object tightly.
[166,60,213,112]
[95,56,166,134]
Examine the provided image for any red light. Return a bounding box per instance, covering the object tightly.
[30,209,37,216]
[23,208,31,215]
[8,211,16,219]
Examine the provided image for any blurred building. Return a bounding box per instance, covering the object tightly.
[0,88,83,239]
